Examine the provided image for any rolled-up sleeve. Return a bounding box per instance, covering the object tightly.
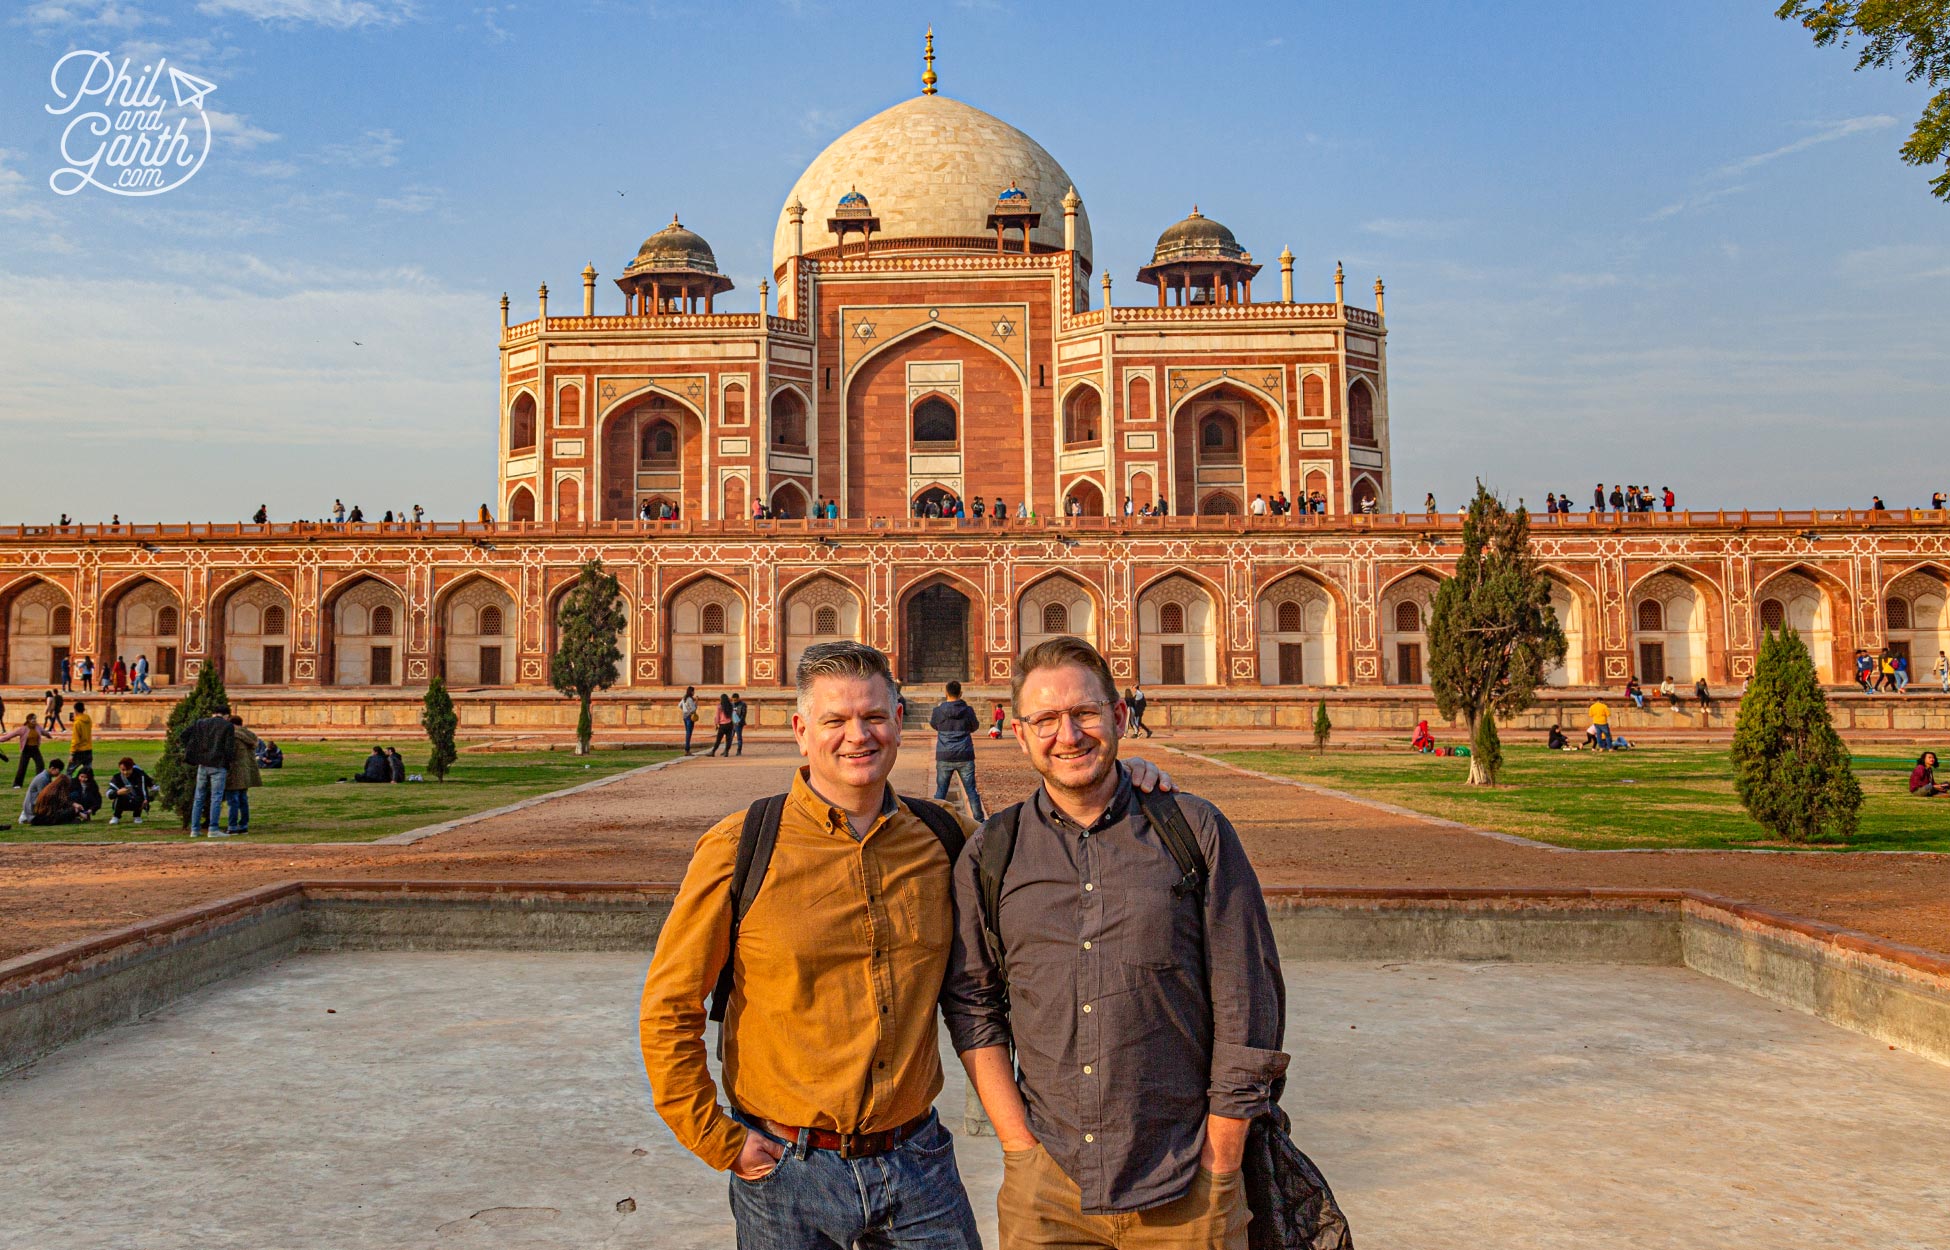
[941,822,1013,1054]
[1198,806,1290,1119]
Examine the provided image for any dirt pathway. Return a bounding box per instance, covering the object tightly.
[6,742,1950,962]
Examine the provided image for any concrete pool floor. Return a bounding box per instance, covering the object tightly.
[2,953,1947,1250]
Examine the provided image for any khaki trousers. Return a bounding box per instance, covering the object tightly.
[997,1143,1249,1250]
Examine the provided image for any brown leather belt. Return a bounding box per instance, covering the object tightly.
[763,1110,933,1159]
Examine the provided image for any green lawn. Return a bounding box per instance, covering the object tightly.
[5,741,676,844]
[1215,745,1950,852]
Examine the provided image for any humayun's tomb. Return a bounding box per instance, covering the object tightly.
[4,50,1948,734]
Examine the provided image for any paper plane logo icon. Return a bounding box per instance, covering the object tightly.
[167,66,217,110]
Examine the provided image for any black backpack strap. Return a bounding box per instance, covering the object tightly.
[973,803,1024,977]
[898,795,966,863]
[1137,788,1208,901]
[707,793,787,1023]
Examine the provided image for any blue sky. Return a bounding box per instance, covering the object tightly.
[1,0,1945,522]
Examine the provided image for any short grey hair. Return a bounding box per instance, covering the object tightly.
[795,640,897,714]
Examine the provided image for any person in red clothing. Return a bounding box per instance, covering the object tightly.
[1411,720,1436,753]
[988,702,1006,739]
[1911,751,1947,797]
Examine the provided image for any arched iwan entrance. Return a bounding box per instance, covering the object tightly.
[903,582,972,684]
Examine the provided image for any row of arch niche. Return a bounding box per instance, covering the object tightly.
[1884,570,1950,676]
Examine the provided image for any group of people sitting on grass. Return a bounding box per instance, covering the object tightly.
[344,745,407,783]
[17,756,156,827]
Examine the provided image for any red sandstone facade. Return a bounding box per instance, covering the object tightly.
[3,76,1946,701]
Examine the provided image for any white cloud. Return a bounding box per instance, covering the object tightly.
[194,0,416,28]
[14,0,152,31]
[0,148,58,226]
[204,109,279,150]
[318,128,403,167]
[1645,182,1746,222]
[376,187,441,213]
[1715,115,1898,177]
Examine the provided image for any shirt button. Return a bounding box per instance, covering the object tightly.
[1082,1004,1091,1014]
[1084,1133,1095,1144]
[1082,1065,1093,1075]
[1084,883,1094,892]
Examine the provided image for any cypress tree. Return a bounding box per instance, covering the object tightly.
[550,558,626,755]
[1473,708,1503,780]
[1313,698,1332,753]
[423,677,459,781]
[1427,481,1567,785]
[1731,626,1862,842]
[155,662,229,828]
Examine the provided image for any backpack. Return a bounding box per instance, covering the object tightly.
[970,788,1354,1250]
[707,793,965,1022]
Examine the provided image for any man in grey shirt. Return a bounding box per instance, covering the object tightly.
[943,637,1286,1248]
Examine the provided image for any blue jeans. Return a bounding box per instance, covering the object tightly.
[728,1110,980,1250]
[933,759,985,821]
[225,788,250,832]
[191,765,228,832]
[1596,725,1613,749]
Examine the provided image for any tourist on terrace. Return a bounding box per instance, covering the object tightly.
[1625,676,1646,710]
[1424,492,1437,513]
[1871,495,1886,511]
[1855,650,1875,692]
[59,656,72,693]
[333,499,346,524]
[679,686,698,754]
[253,505,268,524]
[1660,675,1681,709]
[1895,653,1911,693]
[1251,494,1268,516]
[1936,651,1949,693]
[1911,752,1948,797]
[478,503,493,524]
[992,496,1006,524]
[347,745,390,783]
[1694,677,1713,710]
[1593,483,1606,513]
[1545,492,1558,515]
[1663,486,1676,512]
[132,654,151,694]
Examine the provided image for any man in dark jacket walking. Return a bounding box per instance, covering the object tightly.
[929,680,986,821]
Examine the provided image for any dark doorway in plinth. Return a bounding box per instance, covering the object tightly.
[905,584,969,683]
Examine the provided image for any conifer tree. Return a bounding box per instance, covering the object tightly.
[156,662,229,827]
[550,558,626,755]
[1427,481,1566,785]
[1313,698,1332,753]
[1731,627,1862,842]
[423,676,459,781]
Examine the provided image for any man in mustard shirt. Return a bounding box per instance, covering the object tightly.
[69,701,94,772]
[1588,698,1611,750]
[639,640,983,1248]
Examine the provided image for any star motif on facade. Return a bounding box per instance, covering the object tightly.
[991,318,1015,339]
[853,319,877,341]
[1170,375,1188,393]
[686,381,703,398]
[599,383,616,402]
[1262,373,1281,390]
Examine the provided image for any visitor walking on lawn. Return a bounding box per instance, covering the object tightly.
[68,701,94,773]
[929,679,986,821]
[43,689,65,733]
[3,714,47,789]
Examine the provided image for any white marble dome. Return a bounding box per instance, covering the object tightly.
[773,93,1091,276]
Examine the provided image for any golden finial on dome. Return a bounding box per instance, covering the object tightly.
[922,26,937,95]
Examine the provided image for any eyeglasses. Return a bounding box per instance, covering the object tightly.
[1019,699,1115,739]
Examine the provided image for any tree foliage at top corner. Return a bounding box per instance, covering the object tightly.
[1778,0,1950,202]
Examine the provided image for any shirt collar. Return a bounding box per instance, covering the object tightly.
[1033,764,1132,836]
[789,766,895,837]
